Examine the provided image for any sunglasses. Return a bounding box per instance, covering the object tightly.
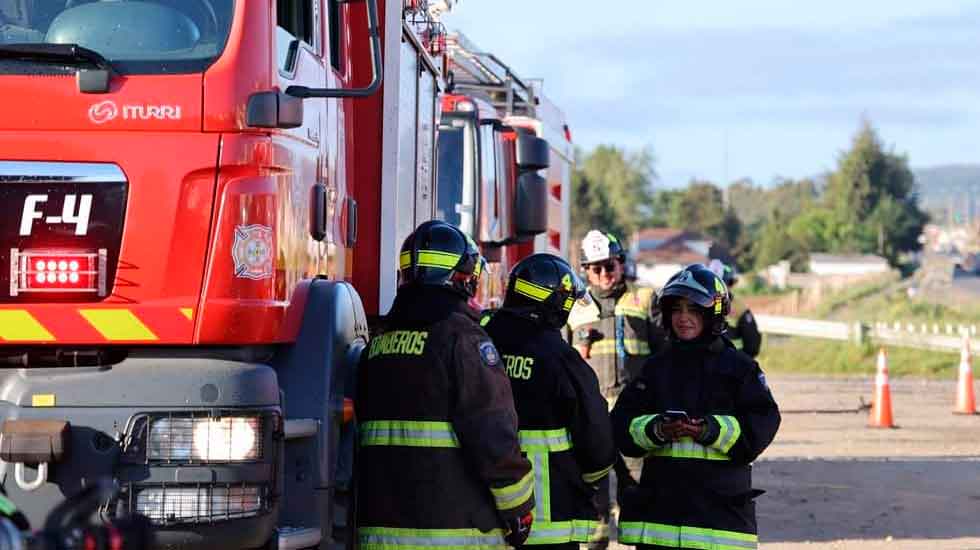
[588,261,618,275]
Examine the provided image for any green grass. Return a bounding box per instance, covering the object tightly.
[737,276,799,297]
[809,276,897,320]
[758,335,960,379]
[792,272,980,325]
[833,288,980,325]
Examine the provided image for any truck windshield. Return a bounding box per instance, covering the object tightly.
[0,0,234,75]
[437,120,478,236]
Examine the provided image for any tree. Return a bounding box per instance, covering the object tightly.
[753,209,809,271]
[648,189,682,228]
[822,120,928,263]
[727,179,767,226]
[786,207,835,253]
[571,145,657,243]
[665,181,742,250]
[668,181,723,232]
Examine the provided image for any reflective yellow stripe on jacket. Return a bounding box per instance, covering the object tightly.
[519,428,572,452]
[619,521,758,550]
[712,415,742,454]
[566,284,656,357]
[526,519,598,545]
[518,428,609,544]
[359,526,509,550]
[590,339,651,356]
[490,470,534,512]
[360,420,460,448]
[628,414,662,451]
[628,414,742,461]
[567,285,655,329]
[647,437,730,461]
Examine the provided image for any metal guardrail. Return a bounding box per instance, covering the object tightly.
[754,314,852,341]
[755,314,979,352]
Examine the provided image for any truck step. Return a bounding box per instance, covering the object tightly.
[277,527,322,550]
[284,419,319,440]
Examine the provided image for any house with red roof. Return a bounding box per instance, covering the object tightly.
[630,228,735,287]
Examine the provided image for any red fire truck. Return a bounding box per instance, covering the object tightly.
[0,0,487,548]
[437,32,573,308]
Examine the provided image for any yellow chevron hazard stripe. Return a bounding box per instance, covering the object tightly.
[180,308,194,321]
[31,394,55,407]
[80,309,158,341]
[0,311,55,342]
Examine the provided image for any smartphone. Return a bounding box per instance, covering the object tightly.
[662,410,690,423]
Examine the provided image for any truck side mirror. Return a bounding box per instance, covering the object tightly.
[515,134,549,171]
[514,171,548,237]
[246,91,304,129]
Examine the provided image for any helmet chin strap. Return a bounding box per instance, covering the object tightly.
[449,269,477,298]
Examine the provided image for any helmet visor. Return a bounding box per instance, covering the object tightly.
[567,270,588,300]
[659,284,715,309]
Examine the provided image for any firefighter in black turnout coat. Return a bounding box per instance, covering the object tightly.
[484,254,616,549]
[709,260,761,358]
[610,264,780,550]
[357,220,535,550]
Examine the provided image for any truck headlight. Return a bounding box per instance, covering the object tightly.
[148,416,262,462]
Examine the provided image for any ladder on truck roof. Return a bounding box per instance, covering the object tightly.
[446,32,539,118]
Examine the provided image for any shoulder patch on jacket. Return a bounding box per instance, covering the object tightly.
[479,340,501,367]
[758,370,769,390]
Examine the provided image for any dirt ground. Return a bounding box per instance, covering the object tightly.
[611,374,980,550]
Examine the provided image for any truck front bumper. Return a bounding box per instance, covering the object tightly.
[0,355,283,550]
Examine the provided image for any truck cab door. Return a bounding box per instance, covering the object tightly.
[273,0,327,290]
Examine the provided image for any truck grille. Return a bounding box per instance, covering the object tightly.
[122,483,270,525]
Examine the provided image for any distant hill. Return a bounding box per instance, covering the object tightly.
[913,165,980,223]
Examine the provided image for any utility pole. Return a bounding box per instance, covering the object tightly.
[878,222,885,256]
[722,129,730,207]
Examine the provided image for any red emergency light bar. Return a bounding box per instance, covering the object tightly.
[10,248,108,297]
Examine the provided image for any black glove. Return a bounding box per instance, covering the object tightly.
[502,511,533,548]
[691,416,721,445]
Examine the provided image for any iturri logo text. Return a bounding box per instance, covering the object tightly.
[88,100,182,124]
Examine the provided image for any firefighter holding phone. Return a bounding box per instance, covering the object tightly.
[610,264,780,549]
[567,230,666,549]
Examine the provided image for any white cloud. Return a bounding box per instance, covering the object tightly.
[442,3,980,183]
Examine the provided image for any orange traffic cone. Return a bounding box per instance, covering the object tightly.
[954,336,976,415]
[869,348,895,428]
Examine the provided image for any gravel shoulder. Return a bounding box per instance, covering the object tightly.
[610,374,980,550]
[757,375,980,550]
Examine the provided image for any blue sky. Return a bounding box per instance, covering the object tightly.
[444,1,980,187]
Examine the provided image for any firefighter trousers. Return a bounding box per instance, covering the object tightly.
[589,454,642,549]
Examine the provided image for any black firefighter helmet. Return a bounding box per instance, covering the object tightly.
[399,220,484,298]
[502,253,588,329]
[657,263,731,336]
[709,258,738,287]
